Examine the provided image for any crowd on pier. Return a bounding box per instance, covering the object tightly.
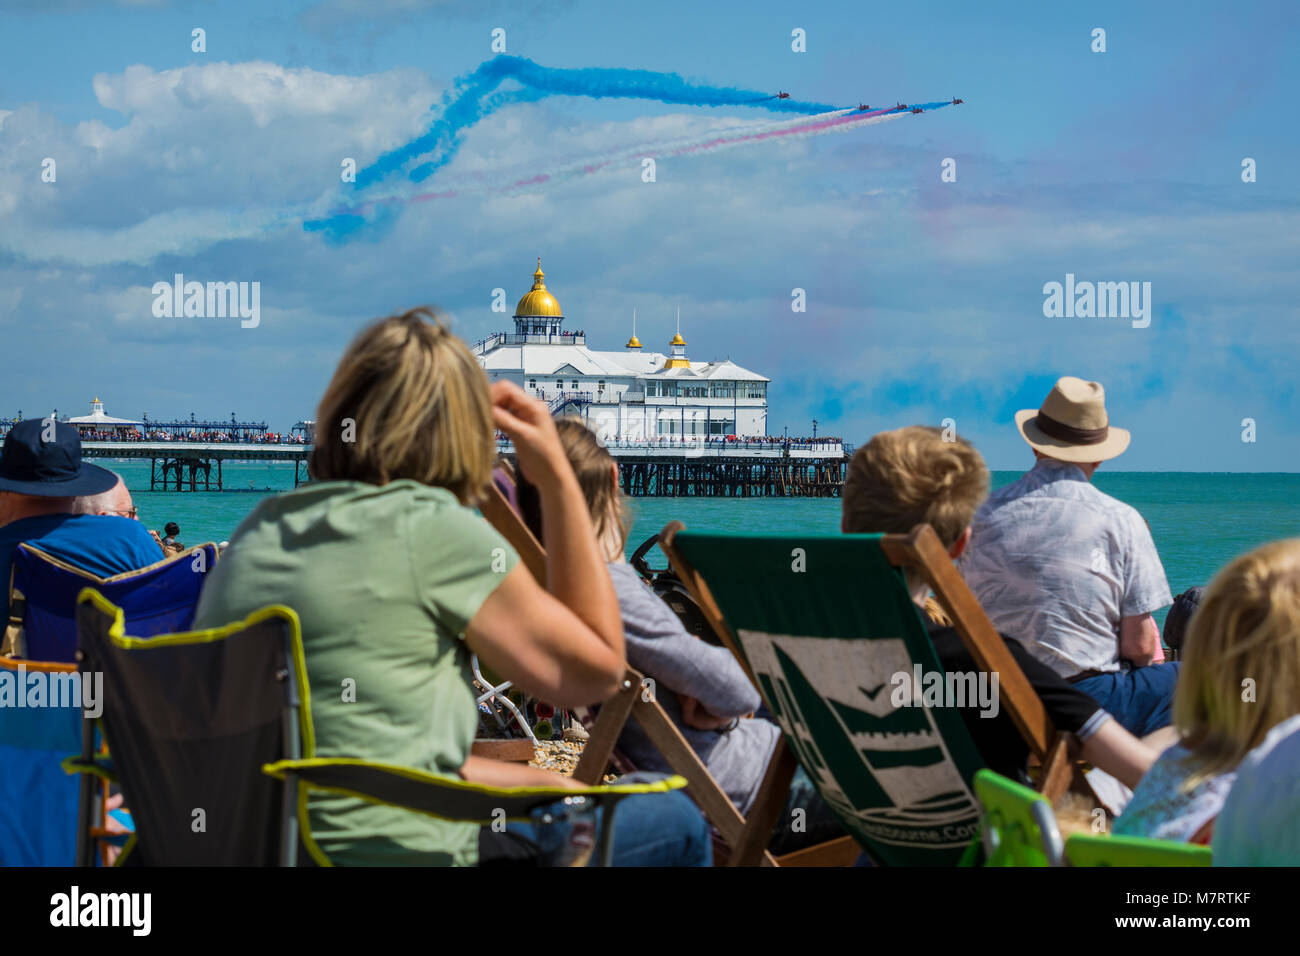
[35,427,304,444]
[0,306,1296,868]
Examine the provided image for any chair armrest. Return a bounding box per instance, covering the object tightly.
[262,757,685,823]
[61,754,117,783]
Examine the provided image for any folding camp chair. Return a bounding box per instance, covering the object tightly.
[479,468,855,867]
[3,542,219,663]
[0,655,130,866]
[1065,833,1212,867]
[659,522,1087,866]
[0,544,215,865]
[973,769,1064,866]
[66,589,685,866]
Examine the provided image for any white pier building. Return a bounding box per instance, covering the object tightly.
[473,260,770,442]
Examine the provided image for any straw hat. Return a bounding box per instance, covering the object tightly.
[1014,376,1131,463]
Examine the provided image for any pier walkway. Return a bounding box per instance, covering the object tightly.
[76,438,847,496]
[80,441,309,491]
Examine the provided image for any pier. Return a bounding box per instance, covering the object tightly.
[71,438,847,496]
[79,441,310,491]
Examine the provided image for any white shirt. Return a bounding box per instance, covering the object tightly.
[959,459,1172,677]
[1212,715,1300,866]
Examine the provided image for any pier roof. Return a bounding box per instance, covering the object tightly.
[478,343,768,382]
[66,398,142,427]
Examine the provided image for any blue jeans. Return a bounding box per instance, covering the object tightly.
[1073,662,1181,738]
[498,789,712,867]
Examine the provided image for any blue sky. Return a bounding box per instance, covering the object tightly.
[0,0,1296,469]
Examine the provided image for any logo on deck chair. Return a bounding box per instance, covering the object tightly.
[736,630,981,855]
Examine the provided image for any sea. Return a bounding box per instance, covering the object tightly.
[111,460,1300,629]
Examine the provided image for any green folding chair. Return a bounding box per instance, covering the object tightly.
[973,769,1064,866]
[1066,833,1212,867]
[66,589,685,866]
[661,522,1080,867]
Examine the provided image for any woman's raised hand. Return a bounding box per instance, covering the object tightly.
[490,380,569,487]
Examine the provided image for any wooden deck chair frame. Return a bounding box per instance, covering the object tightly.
[479,463,856,867]
[470,462,547,746]
[657,520,1091,862]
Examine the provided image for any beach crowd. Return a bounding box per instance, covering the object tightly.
[0,306,1295,866]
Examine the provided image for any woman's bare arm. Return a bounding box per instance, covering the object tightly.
[465,381,625,708]
[1078,719,1159,790]
[459,754,585,791]
[467,563,623,707]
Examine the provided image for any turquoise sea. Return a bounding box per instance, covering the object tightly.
[110,461,1300,627]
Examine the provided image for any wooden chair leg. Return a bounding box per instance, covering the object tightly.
[774,834,860,867]
[728,739,798,867]
[572,672,638,786]
[1038,733,1074,803]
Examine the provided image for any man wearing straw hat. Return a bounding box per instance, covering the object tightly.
[960,376,1177,738]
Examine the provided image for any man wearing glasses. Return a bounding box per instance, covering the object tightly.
[0,419,164,622]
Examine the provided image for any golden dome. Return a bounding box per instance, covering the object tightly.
[670,332,686,346]
[514,257,563,317]
[626,334,642,349]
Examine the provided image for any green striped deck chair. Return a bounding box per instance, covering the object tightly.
[661,522,1078,867]
[1066,833,1212,867]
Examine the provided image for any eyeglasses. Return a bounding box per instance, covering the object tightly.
[111,508,139,519]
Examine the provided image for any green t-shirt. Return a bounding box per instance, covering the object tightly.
[193,479,519,865]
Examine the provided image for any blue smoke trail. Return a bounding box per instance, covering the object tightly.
[306,56,932,239]
[357,56,836,192]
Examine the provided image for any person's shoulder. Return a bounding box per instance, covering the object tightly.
[60,513,149,538]
[607,562,660,608]
[394,481,507,551]
[979,476,1030,512]
[2,513,67,545]
[1069,479,1140,519]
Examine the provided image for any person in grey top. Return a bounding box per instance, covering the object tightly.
[607,561,779,813]
[959,376,1178,737]
[520,418,845,855]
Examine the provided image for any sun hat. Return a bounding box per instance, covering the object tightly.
[1014,376,1131,463]
[0,418,118,497]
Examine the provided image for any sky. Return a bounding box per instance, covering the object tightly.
[0,0,1296,470]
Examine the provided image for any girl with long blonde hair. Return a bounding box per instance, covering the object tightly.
[1115,537,1300,843]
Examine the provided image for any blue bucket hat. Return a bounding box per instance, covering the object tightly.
[0,418,118,497]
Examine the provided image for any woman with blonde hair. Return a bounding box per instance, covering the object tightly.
[1115,537,1300,844]
[194,308,709,866]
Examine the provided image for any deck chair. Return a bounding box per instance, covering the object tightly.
[66,589,685,866]
[478,469,854,867]
[1065,833,1212,867]
[659,522,1086,866]
[3,542,219,663]
[0,543,215,864]
[470,466,547,744]
[973,769,1064,866]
